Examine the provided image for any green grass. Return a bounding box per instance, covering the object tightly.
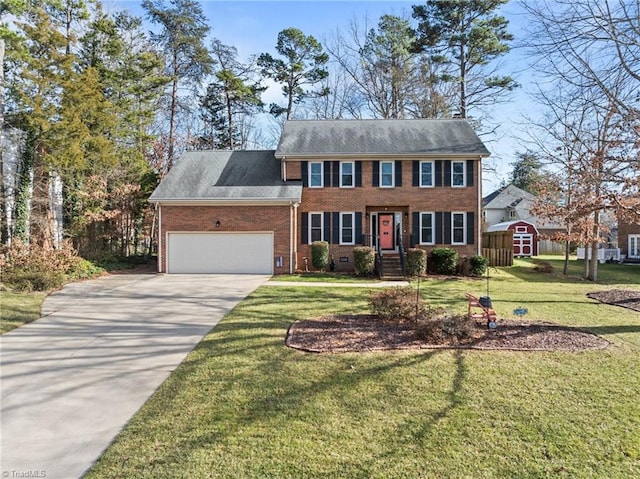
[0,291,47,334]
[270,272,380,283]
[87,260,640,478]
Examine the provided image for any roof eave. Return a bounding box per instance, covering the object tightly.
[276,152,490,160]
[149,197,301,206]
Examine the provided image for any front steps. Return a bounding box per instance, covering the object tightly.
[380,254,405,280]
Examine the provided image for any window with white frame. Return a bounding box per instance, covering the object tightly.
[380,161,394,187]
[309,212,323,243]
[452,212,466,244]
[452,161,465,187]
[420,161,434,187]
[420,212,435,244]
[309,162,323,187]
[340,212,355,244]
[340,162,354,187]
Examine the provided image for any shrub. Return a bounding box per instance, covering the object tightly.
[406,248,427,277]
[430,247,458,275]
[0,240,84,291]
[469,255,489,277]
[354,246,376,276]
[311,241,329,270]
[414,313,475,344]
[369,286,424,323]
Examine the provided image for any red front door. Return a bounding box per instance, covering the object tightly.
[379,214,394,250]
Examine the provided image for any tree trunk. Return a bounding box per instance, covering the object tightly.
[563,240,570,275]
[588,211,600,281]
[30,142,55,250]
[0,38,7,244]
[168,68,178,170]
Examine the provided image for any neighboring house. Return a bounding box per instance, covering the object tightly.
[618,213,640,262]
[149,119,490,274]
[483,183,564,254]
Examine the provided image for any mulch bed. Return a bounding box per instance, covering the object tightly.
[586,289,640,313]
[286,314,610,353]
[287,289,640,353]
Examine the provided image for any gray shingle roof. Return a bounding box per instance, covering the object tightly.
[149,150,302,203]
[275,119,490,158]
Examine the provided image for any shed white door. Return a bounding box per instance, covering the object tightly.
[167,232,274,274]
[513,234,533,257]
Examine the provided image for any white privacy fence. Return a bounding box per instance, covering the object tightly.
[576,247,621,263]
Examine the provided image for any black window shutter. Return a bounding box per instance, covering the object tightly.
[444,212,452,244]
[332,161,339,187]
[301,212,309,244]
[301,162,308,187]
[444,161,452,187]
[395,161,402,187]
[372,161,380,187]
[466,160,474,187]
[412,161,419,186]
[323,212,331,242]
[355,161,362,187]
[435,212,443,244]
[323,161,331,187]
[332,212,340,244]
[355,212,363,244]
[435,161,442,187]
[467,211,475,245]
[412,212,420,246]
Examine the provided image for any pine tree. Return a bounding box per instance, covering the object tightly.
[258,28,329,120]
[412,0,518,119]
[142,0,213,171]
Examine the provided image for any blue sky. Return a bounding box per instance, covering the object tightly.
[107,1,535,192]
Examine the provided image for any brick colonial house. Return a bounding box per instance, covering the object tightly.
[618,213,640,262]
[149,119,489,274]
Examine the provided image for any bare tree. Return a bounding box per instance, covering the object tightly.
[523,0,640,280]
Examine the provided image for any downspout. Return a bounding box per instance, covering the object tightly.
[157,204,163,273]
[290,201,299,274]
[477,159,482,255]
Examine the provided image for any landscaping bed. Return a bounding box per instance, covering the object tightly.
[286,314,610,352]
[587,289,640,313]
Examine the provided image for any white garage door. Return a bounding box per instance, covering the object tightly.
[167,232,274,274]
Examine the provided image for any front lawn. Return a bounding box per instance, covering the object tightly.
[0,291,47,334]
[87,260,640,478]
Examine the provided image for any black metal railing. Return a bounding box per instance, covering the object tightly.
[398,234,407,277]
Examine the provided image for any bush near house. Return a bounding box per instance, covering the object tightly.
[430,247,458,275]
[406,248,427,276]
[469,255,489,277]
[354,246,375,276]
[311,241,329,270]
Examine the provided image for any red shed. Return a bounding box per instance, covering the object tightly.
[487,221,539,257]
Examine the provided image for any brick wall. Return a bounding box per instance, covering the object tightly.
[290,159,481,271]
[159,204,293,273]
[618,217,640,256]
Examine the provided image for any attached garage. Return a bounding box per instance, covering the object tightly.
[166,232,274,274]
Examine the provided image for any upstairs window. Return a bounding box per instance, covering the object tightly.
[380,161,394,187]
[420,161,434,187]
[309,162,323,187]
[452,161,465,187]
[340,162,354,188]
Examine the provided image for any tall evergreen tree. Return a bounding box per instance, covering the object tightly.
[258,28,329,120]
[199,39,264,149]
[412,0,518,119]
[142,0,213,171]
[510,151,545,194]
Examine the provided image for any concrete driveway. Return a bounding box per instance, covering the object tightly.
[0,273,268,479]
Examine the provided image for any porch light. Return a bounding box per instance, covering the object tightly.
[215,220,221,228]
